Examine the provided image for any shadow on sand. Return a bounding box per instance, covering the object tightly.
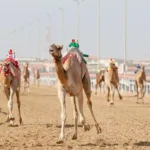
[56,124,83,128]
[134,141,150,146]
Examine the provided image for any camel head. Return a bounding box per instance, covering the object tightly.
[140,65,145,73]
[109,63,116,71]
[49,44,63,62]
[23,62,29,68]
[140,65,145,69]
[1,61,9,75]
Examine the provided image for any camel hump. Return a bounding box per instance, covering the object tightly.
[62,48,83,64]
[5,58,19,68]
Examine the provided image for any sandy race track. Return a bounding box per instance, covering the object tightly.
[0,85,150,150]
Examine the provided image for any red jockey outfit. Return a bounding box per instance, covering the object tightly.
[7,49,15,60]
[5,49,18,68]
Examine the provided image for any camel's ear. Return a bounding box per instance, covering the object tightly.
[60,45,63,50]
[50,44,56,48]
[56,45,63,50]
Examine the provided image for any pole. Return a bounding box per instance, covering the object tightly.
[77,2,80,42]
[37,19,40,59]
[28,23,31,54]
[98,0,100,69]
[59,8,64,45]
[124,0,127,74]
[47,13,51,44]
[12,29,16,51]
[74,0,85,42]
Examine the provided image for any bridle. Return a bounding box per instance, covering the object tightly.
[1,63,11,77]
[1,62,18,79]
[53,55,62,63]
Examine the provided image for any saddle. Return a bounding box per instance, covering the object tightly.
[62,48,84,63]
[106,65,118,72]
[62,53,77,64]
[5,58,19,69]
[1,58,20,79]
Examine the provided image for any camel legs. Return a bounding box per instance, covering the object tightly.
[57,89,66,143]
[27,78,30,93]
[106,86,110,102]
[36,79,40,87]
[101,82,105,94]
[141,85,144,104]
[136,82,142,104]
[142,83,146,101]
[139,84,145,104]
[95,83,103,95]
[137,87,139,103]
[95,83,98,94]
[4,87,10,122]
[4,87,10,100]
[7,88,15,125]
[135,81,139,103]
[115,85,122,100]
[23,80,30,94]
[16,89,23,124]
[23,80,26,94]
[77,92,90,132]
[82,75,101,134]
[71,96,78,140]
[110,85,115,105]
[99,84,102,93]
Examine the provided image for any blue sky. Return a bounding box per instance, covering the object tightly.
[0,0,150,60]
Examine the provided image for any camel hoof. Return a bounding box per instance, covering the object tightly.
[19,118,23,125]
[5,117,9,123]
[119,96,123,100]
[95,92,97,95]
[7,124,18,127]
[6,117,15,123]
[83,124,90,131]
[72,134,77,140]
[136,102,139,104]
[107,99,110,102]
[9,117,15,121]
[56,140,64,144]
[95,123,102,134]
[110,102,114,106]
[7,124,14,127]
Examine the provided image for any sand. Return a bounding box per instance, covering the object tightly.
[0,85,150,150]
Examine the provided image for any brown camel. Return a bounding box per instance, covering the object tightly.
[0,59,22,125]
[135,65,146,104]
[22,63,30,93]
[49,44,101,143]
[105,62,122,105]
[95,70,105,94]
[34,68,40,87]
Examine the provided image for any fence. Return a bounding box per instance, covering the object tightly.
[29,75,150,95]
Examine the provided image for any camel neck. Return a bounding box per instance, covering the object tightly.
[55,61,68,86]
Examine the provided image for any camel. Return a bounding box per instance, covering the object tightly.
[95,70,105,94]
[105,62,122,105]
[22,63,30,93]
[0,59,22,125]
[135,65,146,104]
[34,68,40,87]
[49,44,101,143]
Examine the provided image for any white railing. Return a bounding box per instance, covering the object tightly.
[28,76,150,95]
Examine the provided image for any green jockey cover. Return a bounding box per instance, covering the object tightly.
[69,39,89,64]
[69,42,77,48]
[82,54,89,64]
